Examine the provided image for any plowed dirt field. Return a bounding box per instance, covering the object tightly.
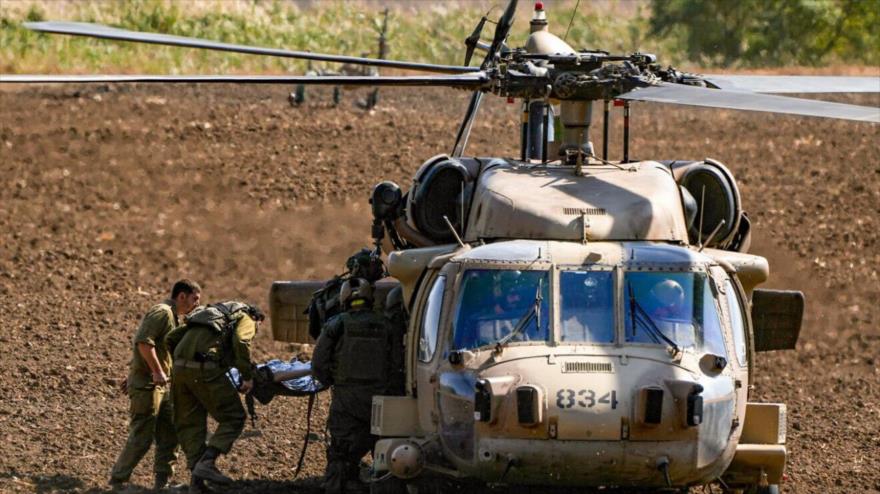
[1,84,877,493]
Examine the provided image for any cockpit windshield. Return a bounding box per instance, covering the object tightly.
[452,269,550,350]
[624,271,727,356]
[560,271,615,343]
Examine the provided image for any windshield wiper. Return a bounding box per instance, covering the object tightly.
[627,283,681,355]
[495,279,543,353]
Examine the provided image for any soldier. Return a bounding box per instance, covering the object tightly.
[650,279,687,319]
[307,248,385,340]
[382,284,408,396]
[312,278,403,494]
[110,279,202,490]
[165,301,263,494]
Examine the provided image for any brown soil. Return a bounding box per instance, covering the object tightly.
[0,83,877,494]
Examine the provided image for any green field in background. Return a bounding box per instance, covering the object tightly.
[1,0,876,74]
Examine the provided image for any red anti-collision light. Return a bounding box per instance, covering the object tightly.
[535,1,544,11]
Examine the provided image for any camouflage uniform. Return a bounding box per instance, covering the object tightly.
[312,304,402,494]
[110,300,180,484]
[165,310,256,472]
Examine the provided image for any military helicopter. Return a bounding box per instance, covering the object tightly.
[289,7,390,109]
[3,1,879,493]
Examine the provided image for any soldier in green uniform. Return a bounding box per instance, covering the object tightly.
[165,301,263,494]
[312,278,403,494]
[110,279,202,490]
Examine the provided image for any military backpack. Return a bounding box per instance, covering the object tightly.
[185,301,263,366]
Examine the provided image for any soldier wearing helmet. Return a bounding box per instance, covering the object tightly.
[312,277,402,494]
[306,248,386,341]
[651,279,687,319]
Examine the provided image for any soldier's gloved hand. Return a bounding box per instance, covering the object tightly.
[152,371,168,386]
[239,379,254,394]
[119,377,129,395]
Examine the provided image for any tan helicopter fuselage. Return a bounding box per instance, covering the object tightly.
[373,239,753,488]
[361,159,787,489]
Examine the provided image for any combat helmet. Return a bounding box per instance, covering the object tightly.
[346,248,385,283]
[340,277,374,308]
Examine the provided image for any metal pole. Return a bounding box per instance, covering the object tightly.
[520,102,528,161]
[541,103,549,163]
[623,100,630,163]
[527,100,545,161]
[602,99,609,160]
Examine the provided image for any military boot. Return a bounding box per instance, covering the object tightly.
[323,461,347,494]
[191,447,233,485]
[153,472,169,490]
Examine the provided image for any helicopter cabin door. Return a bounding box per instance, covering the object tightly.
[410,265,455,436]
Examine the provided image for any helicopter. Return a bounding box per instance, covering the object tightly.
[2,1,879,493]
[289,7,390,109]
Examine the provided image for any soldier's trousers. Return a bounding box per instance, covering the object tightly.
[110,385,178,482]
[172,367,245,470]
[324,388,377,494]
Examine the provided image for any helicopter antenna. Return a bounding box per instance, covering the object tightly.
[442,215,466,248]
[563,0,582,42]
[698,219,726,252]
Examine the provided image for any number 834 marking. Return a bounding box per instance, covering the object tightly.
[556,389,619,409]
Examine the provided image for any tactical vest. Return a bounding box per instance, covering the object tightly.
[307,278,344,341]
[333,311,391,387]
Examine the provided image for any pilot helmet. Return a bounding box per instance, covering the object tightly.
[583,275,602,302]
[651,279,685,308]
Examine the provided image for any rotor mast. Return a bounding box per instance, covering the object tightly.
[523,2,595,163]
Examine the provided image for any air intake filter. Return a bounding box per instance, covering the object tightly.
[641,387,664,425]
[516,385,543,426]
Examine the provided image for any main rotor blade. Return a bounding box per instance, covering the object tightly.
[703,75,880,93]
[0,73,488,88]
[451,91,484,157]
[618,82,879,123]
[482,0,518,68]
[24,21,481,75]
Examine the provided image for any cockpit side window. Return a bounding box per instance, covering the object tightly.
[624,271,727,356]
[418,275,446,363]
[559,271,615,343]
[724,279,748,366]
[452,269,550,351]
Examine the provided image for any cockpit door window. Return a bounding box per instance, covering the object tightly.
[724,279,748,367]
[418,275,446,363]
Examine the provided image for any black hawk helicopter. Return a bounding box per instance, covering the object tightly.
[3,1,879,493]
